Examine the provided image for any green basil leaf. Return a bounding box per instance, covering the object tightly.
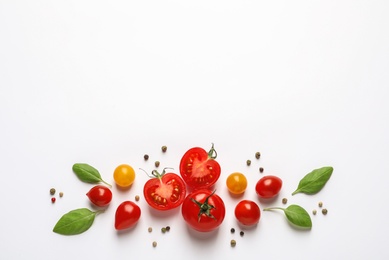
[53,208,97,235]
[263,204,312,229]
[292,166,333,195]
[72,163,111,187]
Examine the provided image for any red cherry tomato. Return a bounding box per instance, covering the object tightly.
[181,189,225,232]
[255,175,283,199]
[115,201,141,230]
[86,185,112,207]
[143,168,186,211]
[234,200,261,226]
[179,144,221,190]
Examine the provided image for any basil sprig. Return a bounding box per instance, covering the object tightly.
[292,166,333,195]
[72,163,111,187]
[263,205,312,229]
[53,208,102,235]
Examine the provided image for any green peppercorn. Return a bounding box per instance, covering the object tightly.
[246,160,251,166]
[230,239,236,247]
[155,161,160,167]
[318,201,323,207]
[255,152,261,159]
[161,146,167,153]
[322,208,328,215]
[312,209,317,215]
[50,188,56,195]
[282,198,288,204]
[161,227,166,233]
[59,192,63,198]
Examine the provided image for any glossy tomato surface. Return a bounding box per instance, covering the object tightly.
[226,172,247,195]
[86,185,112,207]
[113,164,136,188]
[255,175,283,199]
[114,201,141,230]
[234,200,261,226]
[181,189,225,232]
[179,144,221,190]
[143,170,186,211]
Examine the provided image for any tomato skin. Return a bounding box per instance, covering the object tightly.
[226,172,247,195]
[114,201,141,230]
[255,175,283,199]
[179,145,221,190]
[86,185,112,207]
[234,200,261,226]
[113,164,135,188]
[181,189,225,232]
[143,172,186,211]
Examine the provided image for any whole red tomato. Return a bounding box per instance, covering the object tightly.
[255,175,283,199]
[179,144,221,190]
[115,201,141,230]
[143,168,186,211]
[86,185,112,207]
[234,200,261,226]
[181,189,225,232]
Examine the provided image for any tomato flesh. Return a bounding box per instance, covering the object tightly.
[143,172,186,210]
[235,200,261,226]
[181,189,225,232]
[179,145,221,190]
[115,201,141,230]
[255,175,283,199]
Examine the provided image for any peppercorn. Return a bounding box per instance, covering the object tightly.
[259,167,264,173]
[155,161,160,167]
[255,152,261,159]
[148,227,152,233]
[50,188,56,195]
[59,192,63,198]
[165,226,170,231]
[240,231,244,237]
[161,146,167,153]
[161,227,167,233]
[144,154,149,161]
[152,241,157,247]
[246,160,251,166]
[230,239,236,247]
[312,209,317,215]
[135,195,140,201]
[282,198,288,204]
[322,208,328,215]
[230,228,235,234]
[318,201,323,207]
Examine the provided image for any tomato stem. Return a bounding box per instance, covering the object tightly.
[139,167,174,179]
[191,190,217,222]
[263,207,285,212]
[208,143,218,159]
[101,179,112,188]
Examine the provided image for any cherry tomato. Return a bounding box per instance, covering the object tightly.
[115,201,141,230]
[255,175,283,199]
[113,164,135,188]
[86,185,112,207]
[181,189,225,232]
[234,200,261,226]
[226,172,247,195]
[179,144,221,190]
[143,168,186,211]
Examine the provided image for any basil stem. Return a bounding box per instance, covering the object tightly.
[72,163,111,187]
[263,204,312,229]
[292,166,333,195]
[53,208,102,235]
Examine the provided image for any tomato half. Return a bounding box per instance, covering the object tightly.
[181,189,225,232]
[234,200,261,226]
[115,201,141,230]
[179,144,221,190]
[86,185,112,207]
[255,175,283,199]
[143,168,186,211]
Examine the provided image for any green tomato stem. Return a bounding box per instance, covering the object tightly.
[101,179,112,188]
[263,207,285,212]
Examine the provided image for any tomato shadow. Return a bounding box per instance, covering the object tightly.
[115,223,139,237]
[115,184,133,192]
[235,220,260,231]
[147,205,181,218]
[257,195,280,205]
[184,225,220,241]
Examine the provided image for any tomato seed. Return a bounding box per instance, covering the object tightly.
[255,152,261,159]
[259,167,264,173]
[51,197,56,203]
[246,160,251,166]
[50,188,56,195]
[155,161,160,167]
[161,146,167,153]
[282,198,288,204]
[322,208,328,215]
[144,154,149,161]
[230,239,236,247]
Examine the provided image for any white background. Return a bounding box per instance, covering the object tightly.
[1,1,389,259]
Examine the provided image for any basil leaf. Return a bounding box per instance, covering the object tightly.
[72,163,111,187]
[53,208,97,235]
[263,204,312,229]
[292,166,333,195]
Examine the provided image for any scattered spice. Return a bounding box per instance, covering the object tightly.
[255,152,261,159]
[259,167,264,173]
[230,239,236,247]
[312,209,317,215]
[152,241,157,247]
[50,188,56,195]
[155,161,160,167]
[161,146,167,153]
[282,198,288,204]
[161,227,167,233]
[246,160,251,166]
[318,201,323,207]
[59,192,64,198]
[51,197,56,203]
[322,208,328,215]
[148,227,152,233]
[135,195,140,201]
[230,228,235,234]
[165,226,170,231]
[240,231,244,237]
[144,154,149,161]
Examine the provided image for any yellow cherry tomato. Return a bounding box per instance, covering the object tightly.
[226,172,247,195]
[113,164,135,188]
